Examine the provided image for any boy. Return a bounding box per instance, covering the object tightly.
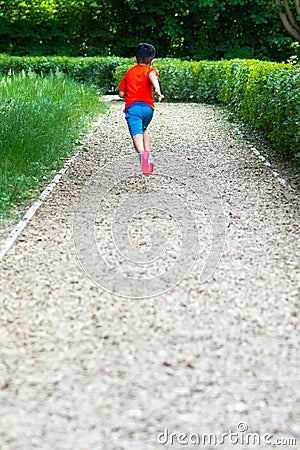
[118,43,163,172]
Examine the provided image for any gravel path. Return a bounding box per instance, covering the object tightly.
[0,99,299,450]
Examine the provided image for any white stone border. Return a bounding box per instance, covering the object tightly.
[233,126,291,188]
[249,145,289,187]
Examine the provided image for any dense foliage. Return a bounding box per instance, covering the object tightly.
[0,0,299,61]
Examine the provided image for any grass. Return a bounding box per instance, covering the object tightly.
[0,70,107,218]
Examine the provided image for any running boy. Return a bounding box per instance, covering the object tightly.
[118,43,163,169]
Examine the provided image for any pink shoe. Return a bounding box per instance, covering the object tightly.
[140,151,154,176]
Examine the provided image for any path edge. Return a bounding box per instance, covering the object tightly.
[0,112,108,262]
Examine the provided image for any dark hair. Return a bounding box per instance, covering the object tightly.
[135,43,156,64]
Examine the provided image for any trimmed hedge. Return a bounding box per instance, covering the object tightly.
[216,60,300,158]
[0,55,131,92]
[1,55,299,159]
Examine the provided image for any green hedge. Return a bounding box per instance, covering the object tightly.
[0,55,131,92]
[215,59,300,157]
[1,55,299,159]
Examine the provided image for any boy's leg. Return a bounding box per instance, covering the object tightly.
[132,129,150,153]
[141,105,153,153]
[132,134,144,153]
[143,129,150,152]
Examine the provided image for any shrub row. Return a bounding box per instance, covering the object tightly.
[1,55,299,159]
[0,55,131,92]
[217,60,299,158]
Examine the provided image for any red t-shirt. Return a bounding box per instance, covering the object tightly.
[118,64,159,111]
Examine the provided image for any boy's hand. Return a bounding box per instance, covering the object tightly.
[155,91,164,102]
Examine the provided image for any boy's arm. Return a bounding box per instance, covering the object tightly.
[118,75,126,99]
[149,71,164,102]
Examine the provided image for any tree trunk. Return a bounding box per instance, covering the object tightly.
[274,0,300,42]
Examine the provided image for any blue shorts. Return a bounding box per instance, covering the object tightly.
[125,102,154,137]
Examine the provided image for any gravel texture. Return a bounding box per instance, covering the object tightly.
[0,98,299,450]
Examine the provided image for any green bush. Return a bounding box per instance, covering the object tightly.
[215,59,300,157]
[0,55,131,92]
[160,59,300,157]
